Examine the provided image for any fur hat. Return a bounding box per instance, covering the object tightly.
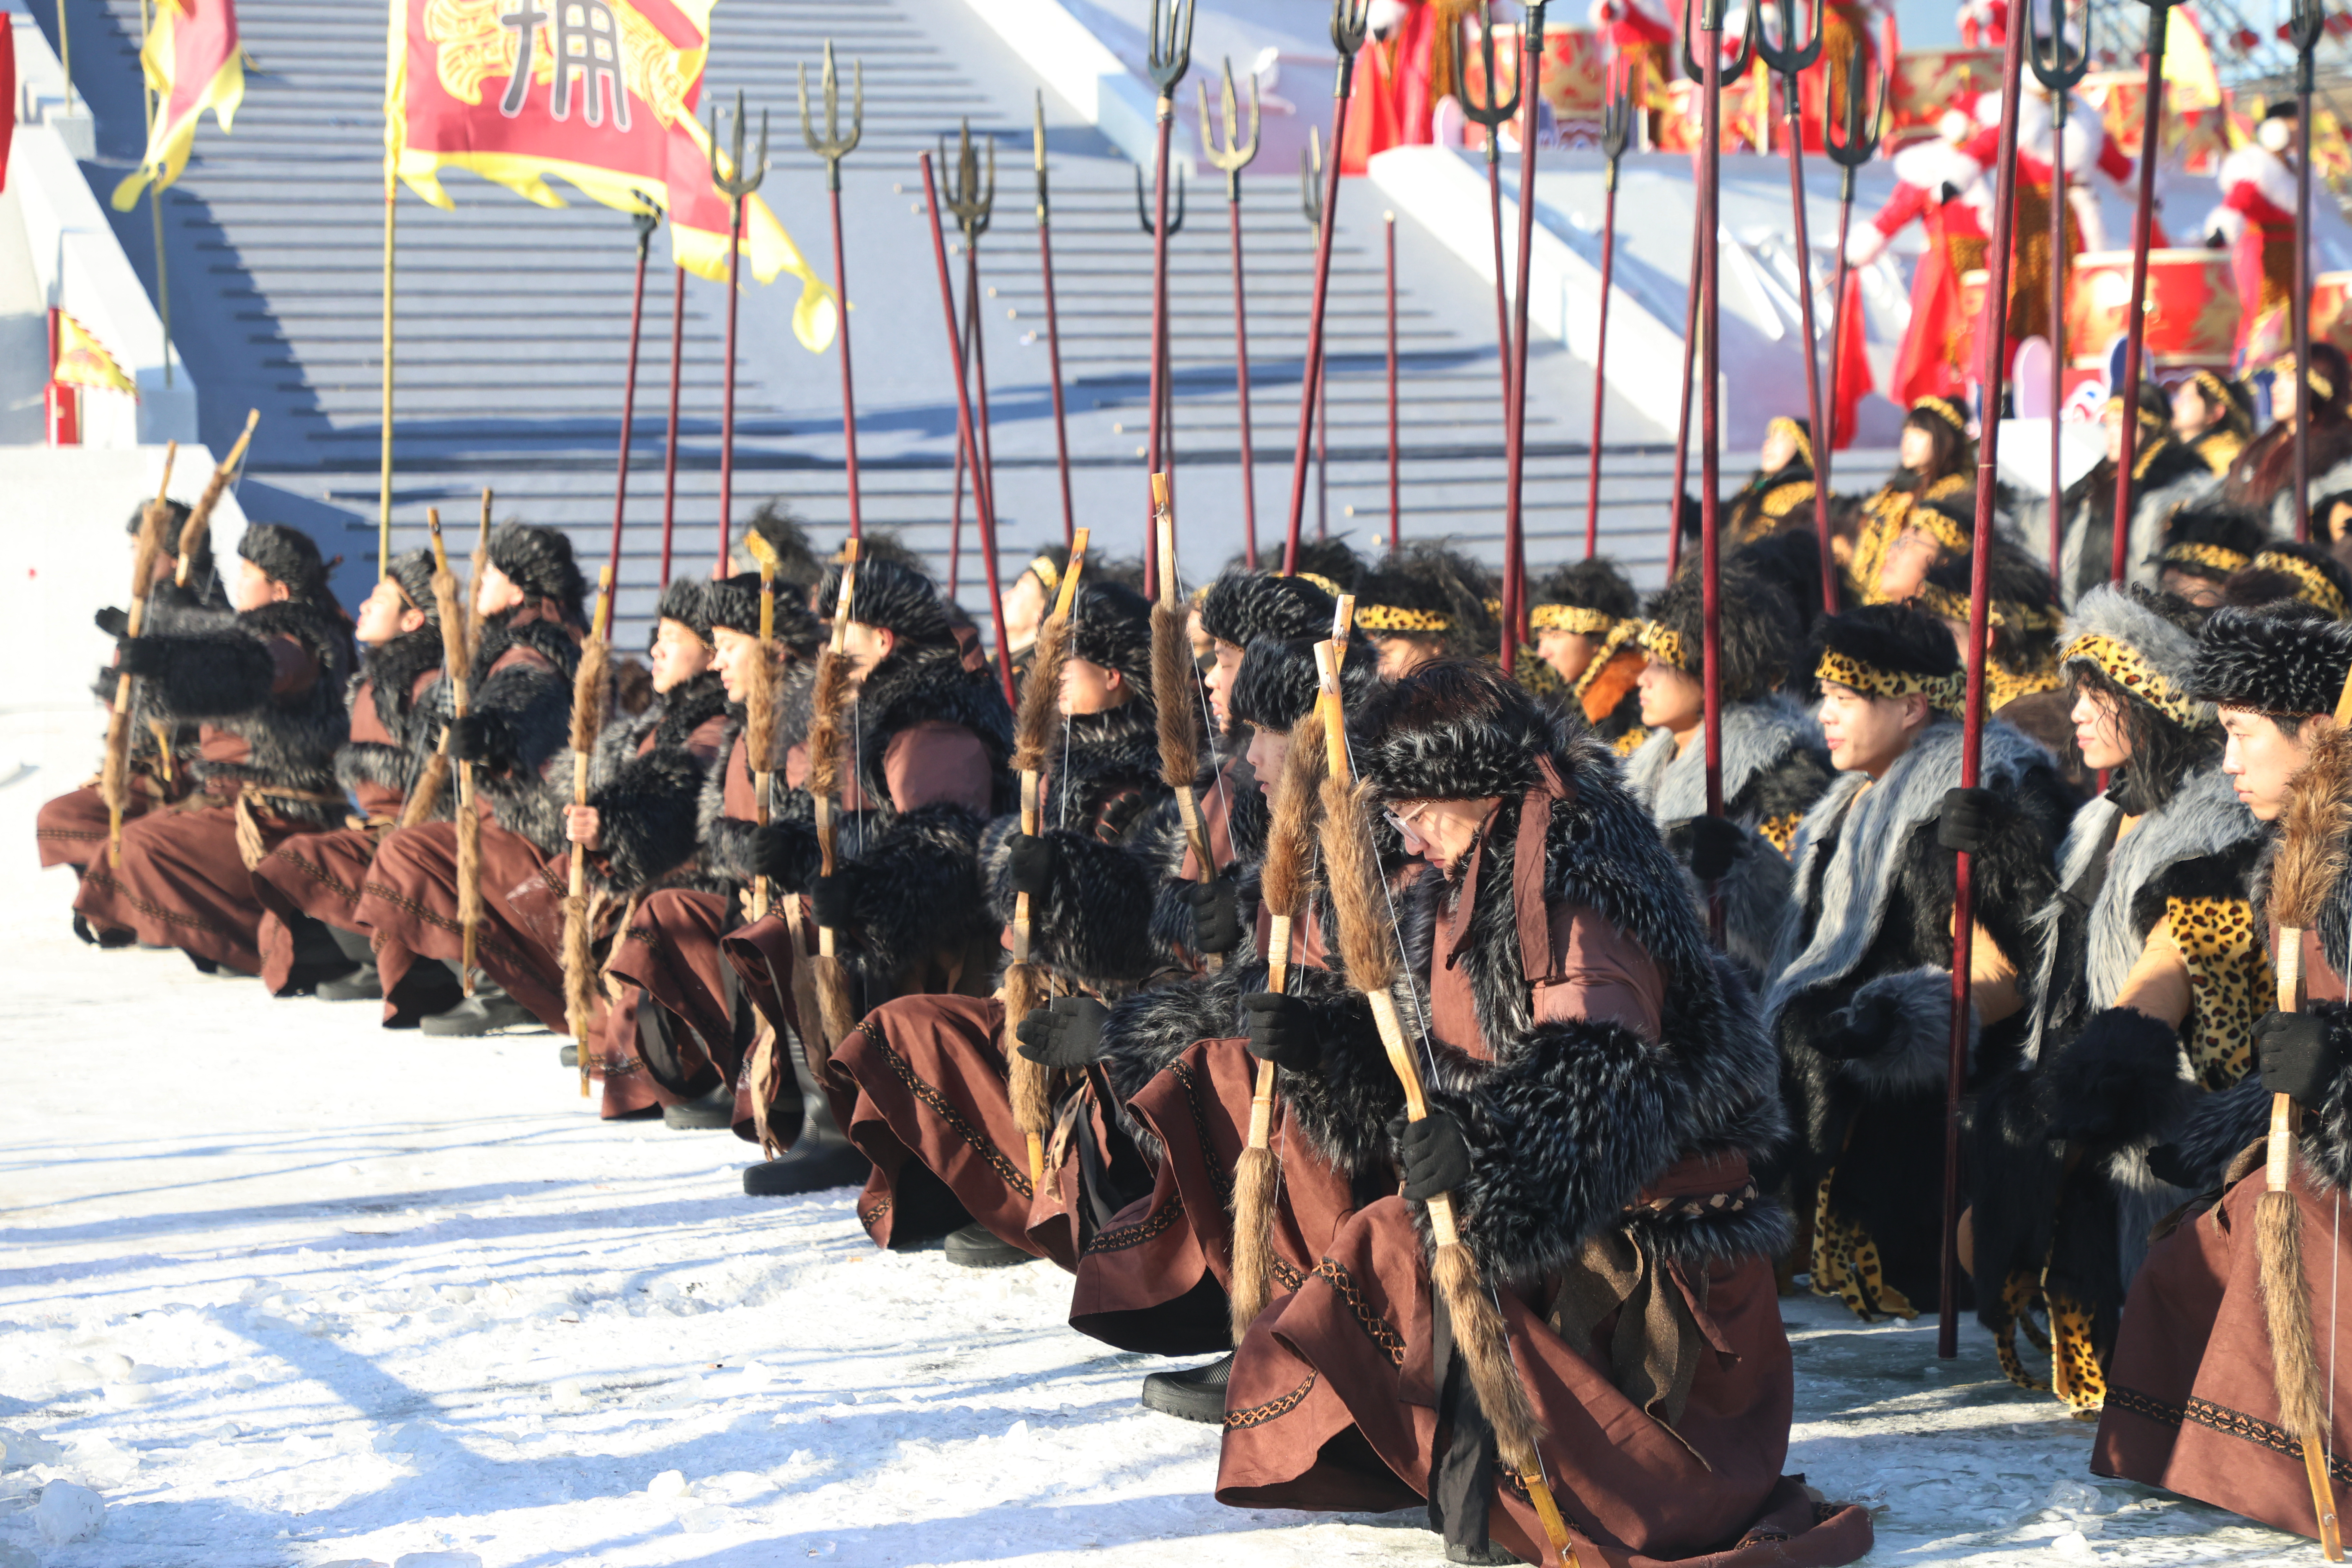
[1228,633,1379,735]
[849,529,929,577]
[2225,539,2352,619]
[386,548,439,619]
[2187,602,2352,716]
[1290,538,1369,595]
[2060,584,2214,730]
[1356,543,1498,659]
[125,498,191,539]
[1527,557,1640,634]
[1638,560,1801,703]
[1350,658,1558,802]
[1809,602,1966,715]
[743,501,824,589]
[1198,569,1338,647]
[817,554,952,647]
[658,576,723,642]
[1921,529,2063,664]
[2154,501,2269,585]
[700,571,820,654]
[1067,578,1155,696]
[1731,529,1828,636]
[237,523,333,605]
[487,523,587,624]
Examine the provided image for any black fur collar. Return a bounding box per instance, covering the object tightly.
[652,670,731,751]
[358,626,444,728]
[1042,700,1164,822]
[472,607,581,686]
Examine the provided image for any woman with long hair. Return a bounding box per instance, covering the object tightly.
[1847,396,1981,607]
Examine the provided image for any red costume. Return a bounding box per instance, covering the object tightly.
[1848,130,1989,406]
[2206,139,2299,366]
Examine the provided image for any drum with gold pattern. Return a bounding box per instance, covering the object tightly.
[2065,249,2238,370]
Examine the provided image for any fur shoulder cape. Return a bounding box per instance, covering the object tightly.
[1622,694,1828,825]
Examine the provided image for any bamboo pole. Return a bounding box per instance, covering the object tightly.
[101,444,178,864]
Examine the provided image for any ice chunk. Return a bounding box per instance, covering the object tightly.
[647,1469,690,1498]
[0,1429,64,1471]
[0,1546,38,1568]
[392,1555,482,1568]
[84,1351,134,1383]
[33,1480,104,1545]
[680,1506,731,1533]
[2049,1529,2096,1559]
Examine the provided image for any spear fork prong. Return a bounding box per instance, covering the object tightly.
[941,120,999,597]
[1583,64,1634,561]
[800,40,867,539]
[1140,0,1197,596]
[1200,59,1262,563]
[708,90,768,576]
[2025,0,2089,578]
[1459,2,1522,413]
[1818,36,1882,601]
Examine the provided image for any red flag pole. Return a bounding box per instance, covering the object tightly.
[2108,0,2173,584]
[1945,5,2030,1362]
[1282,2,1370,575]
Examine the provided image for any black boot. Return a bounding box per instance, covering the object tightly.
[72,913,135,949]
[663,1081,737,1130]
[317,925,382,1001]
[1139,1354,1233,1424]
[419,964,538,1036]
[942,1222,1034,1268]
[742,1034,869,1196]
[280,914,361,994]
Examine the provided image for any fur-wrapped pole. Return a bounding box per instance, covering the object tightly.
[1006,532,1091,1186]
[801,541,863,1103]
[1227,601,1349,1344]
[102,443,178,864]
[1280,0,1369,577]
[2262,679,2352,1559]
[1317,680,1578,1563]
[174,410,259,593]
[2290,0,2322,536]
[1150,480,1221,970]
[743,532,786,922]
[1037,93,1077,546]
[2107,0,2172,584]
[1200,62,1261,564]
[1499,0,1548,671]
[566,572,615,1095]
[1943,9,2030,1359]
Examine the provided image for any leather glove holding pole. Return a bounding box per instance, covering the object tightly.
[1316,671,1578,1563]
[1150,478,1223,972]
[742,531,785,923]
[101,443,179,865]
[1227,598,1351,1343]
[1005,529,1091,1187]
[564,567,616,1096]
[2255,673,2352,1559]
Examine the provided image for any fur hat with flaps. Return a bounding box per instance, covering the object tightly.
[2060,583,2215,731]
[1808,601,1966,716]
[386,548,439,620]
[2187,602,2352,717]
[1356,542,1499,658]
[1227,633,1379,735]
[486,523,586,623]
[2222,538,2352,619]
[1199,568,1338,647]
[1067,578,1155,696]
[816,554,952,648]
[1638,559,1800,703]
[1527,556,1640,635]
[1350,657,1562,802]
[2153,500,2269,586]
[237,523,334,606]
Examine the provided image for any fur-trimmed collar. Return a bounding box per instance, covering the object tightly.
[1766,717,2054,1008]
[470,606,581,686]
[1042,700,1164,825]
[356,626,445,731]
[649,670,730,752]
[1622,694,1821,824]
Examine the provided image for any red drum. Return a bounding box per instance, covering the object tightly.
[2065,249,2238,371]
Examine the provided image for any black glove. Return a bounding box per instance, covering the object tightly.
[1014,994,1113,1068]
[1188,873,1242,956]
[1243,990,1321,1070]
[444,712,511,769]
[2145,1140,2205,1191]
[115,637,169,678]
[748,823,804,887]
[1678,814,1749,883]
[1006,833,1059,898]
[1395,1109,1473,1201]
[810,870,859,931]
[1937,787,1999,855]
[2258,1010,2347,1109]
[1815,987,1903,1060]
[2042,1008,2180,1146]
[1096,788,1151,842]
[95,606,131,640]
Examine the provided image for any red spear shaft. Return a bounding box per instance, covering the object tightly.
[659,264,685,584]
[1386,210,1400,551]
[1668,217,1701,578]
[2109,0,2172,585]
[1946,6,2030,1362]
[719,191,744,577]
[1501,0,1547,672]
[1035,93,1075,546]
[608,210,655,587]
[1698,0,1724,839]
[1281,2,1369,575]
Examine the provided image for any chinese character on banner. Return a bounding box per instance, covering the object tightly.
[385,0,837,351]
[111,0,245,210]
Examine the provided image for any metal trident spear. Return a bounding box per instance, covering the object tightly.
[2110,0,2176,585]
[1754,0,1827,569]
[611,200,659,587]
[1501,0,1553,668]
[2028,0,2089,578]
[1459,1,1522,413]
[1036,92,1077,547]
[1142,0,1197,597]
[1819,39,1882,607]
[1136,154,1188,525]
[1299,132,1334,542]
[1584,70,1633,561]
[1199,59,1262,565]
[709,90,768,577]
[799,40,865,541]
[2290,0,2323,538]
[943,120,998,599]
[1283,0,1371,574]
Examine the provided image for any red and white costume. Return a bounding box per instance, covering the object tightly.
[1956,0,2006,47]
[1847,122,1991,405]
[2204,135,2298,366]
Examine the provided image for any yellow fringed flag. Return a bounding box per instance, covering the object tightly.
[111,0,245,211]
[52,310,139,398]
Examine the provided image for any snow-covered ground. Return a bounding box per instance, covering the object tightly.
[0,703,2316,1567]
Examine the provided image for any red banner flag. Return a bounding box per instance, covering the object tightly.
[111,0,245,210]
[384,0,835,351]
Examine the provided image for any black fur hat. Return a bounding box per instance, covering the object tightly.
[1289,538,1369,594]
[487,523,587,624]
[1809,602,1963,712]
[1350,658,1557,802]
[2223,539,2352,619]
[237,523,332,605]
[1357,543,1499,659]
[658,576,723,642]
[125,498,191,538]
[1198,569,1338,647]
[818,554,952,647]
[1527,557,1640,626]
[2187,603,2352,715]
[743,501,824,589]
[2153,501,2269,585]
[1068,578,1155,695]
[850,529,929,577]
[1640,560,1800,703]
[386,548,438,618]
[701,571,820,653]
[1731,529,1828,635]
[1228,633,1379,735]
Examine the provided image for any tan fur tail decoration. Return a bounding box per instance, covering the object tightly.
[743,635,779,774]
[809,954,856,1062]
[570,634,610,757]
[1228,1146,1280,1337]
[1260,706,1326,920]
[1433,1243,1550,1464]
[1320,775,1396,994]
[2276,725,2352,932]
[1150,599,1200,792]
[806,648,853,804]
[562,889,595,1048]
[1003,960,1053,1157]
[1013,614,1075,776]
